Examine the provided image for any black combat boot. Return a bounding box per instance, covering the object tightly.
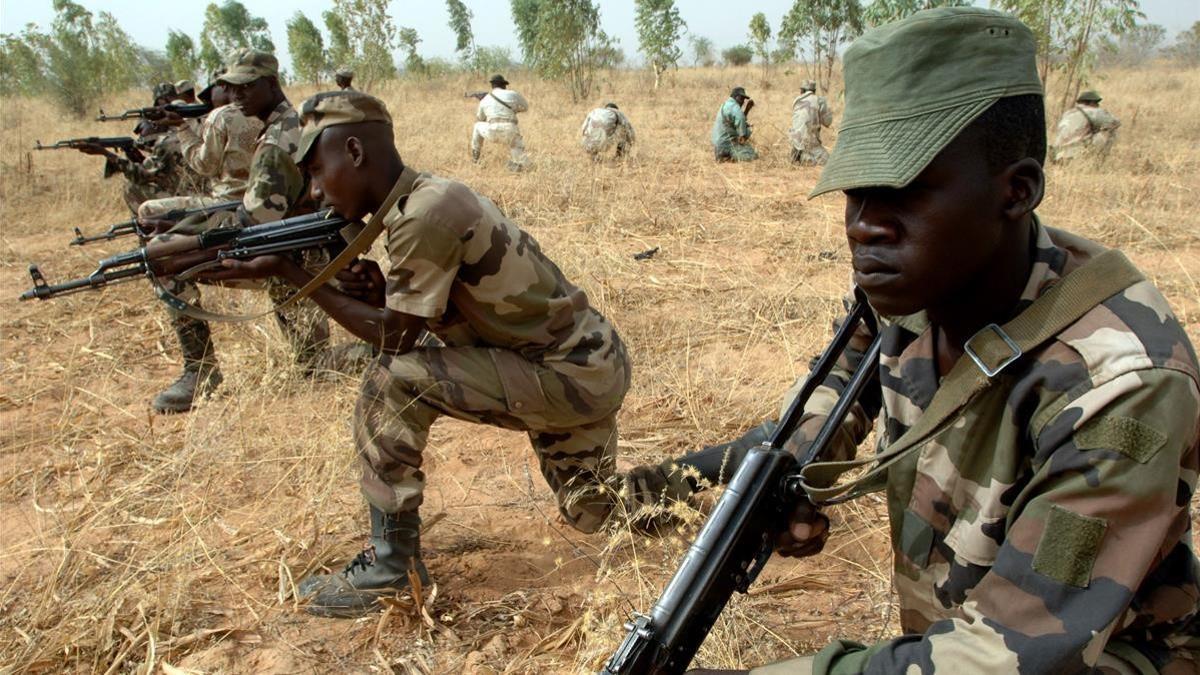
[152,316,222,414]
[298,507,429,618]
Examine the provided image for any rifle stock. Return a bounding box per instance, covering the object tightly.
[603,292,881,675]
[21,211,357,303]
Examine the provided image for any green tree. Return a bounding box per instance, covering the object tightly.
[748,12,772,81]
[446,0,476,64]
[323,11,353,72]
[993,0,1142,112]
[1098,22,1165,66]
[399,27,426,76]
[1165,21,1200,65]
[471,45,514,74]
[0,32,46,96]
[862,0,968,27]
[197,1,274,73]
[635,0,687,89]
[689,35,715,67]
[165,30,200,81]
[780,0,863,92]
[287,12,327,84]
[330,0,399,88]
[509,0,615,101]
[721,44,753,66]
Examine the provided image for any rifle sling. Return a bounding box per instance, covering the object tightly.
[153,176,412,323]
[798,249,1145,505]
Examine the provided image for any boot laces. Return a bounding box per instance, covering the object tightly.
[343,542,377,575]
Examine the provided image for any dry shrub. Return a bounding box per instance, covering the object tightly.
[1,65,1197,673]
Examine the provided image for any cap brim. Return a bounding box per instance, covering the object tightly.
[292,126,323,164]
[217,71,260,86]
[809,97,996,198]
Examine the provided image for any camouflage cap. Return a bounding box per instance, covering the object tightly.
[811,7,1043,198]
[800,79,817,92]
[174,79,195,94]
[1076,89,1102,103]
[218,48,279,86]
[335,66,354,79]
[152,82,177,101]
[294,90,393,163]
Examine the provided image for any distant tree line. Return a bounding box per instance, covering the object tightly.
[1,0,1196,116]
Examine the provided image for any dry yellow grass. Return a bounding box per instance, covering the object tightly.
[1,64,1198,673]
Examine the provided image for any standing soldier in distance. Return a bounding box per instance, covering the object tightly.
[788,79,833,166]
[470,74,530,170]
[712,86,757,162]
[1051,90,1121,163]
[580,102,636,161]
[205,91,679,617]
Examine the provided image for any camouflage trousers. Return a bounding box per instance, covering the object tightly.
[582,131,632,160]
[790,143,829,166]
[471,121,529,168]
[355,346,629,534]
[121,181,173,215]
[137,195,227,221]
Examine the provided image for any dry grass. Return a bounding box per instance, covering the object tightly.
[1,63,1198,673]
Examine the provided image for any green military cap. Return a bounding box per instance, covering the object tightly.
[218,48,279,86]
[730,86,748,98]
[800,79,817,92]
[489,73,509,87]
[811,7,1043,198]
[1076,90,1102,103]
[174,79,195,95]
[294,90,393,163]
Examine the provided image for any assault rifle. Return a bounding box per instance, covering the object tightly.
[602,292,882,675]
[34,136,139,152]
[465,91,490,100]
[69,200,241,246]
[21,210,356,302]
[96,102,212,122]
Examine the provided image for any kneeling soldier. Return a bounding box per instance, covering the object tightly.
[210,91,659,617]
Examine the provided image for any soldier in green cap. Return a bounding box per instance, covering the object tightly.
[664,7,1200,674]
[144,48,332,413]
[205,89,673,617]
[1051,89,1121,163]
[712,86,757,162]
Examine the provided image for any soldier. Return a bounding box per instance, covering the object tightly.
[661,8,1200,674]
[173,79,197,104]
[470,74,530,170]
[712,86,757,162]
[788,79,833,166]
[1051,90,1121,163]
[335,67,354,91]
[152,82,177,107]
[144,49,332,414]
[206,90,665,617]
[580,102,636,160]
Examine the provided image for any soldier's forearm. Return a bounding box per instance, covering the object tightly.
[279,264,418,353]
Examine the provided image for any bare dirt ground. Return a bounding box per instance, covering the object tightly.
[1,65,1198,673]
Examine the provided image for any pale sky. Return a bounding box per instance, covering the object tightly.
[1,0,1197,73]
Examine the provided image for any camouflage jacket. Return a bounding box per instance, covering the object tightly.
[1052,104,1121,161]
[105,131,205,197]
[712,98,752,153]
[766,221,1200,673]
[239,100,303,225]
[381,167,627,411]
[580,107,635,150]
[788,92,833,152]
[176,104,263,201]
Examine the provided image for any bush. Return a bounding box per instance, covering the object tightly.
[721,44,753,67]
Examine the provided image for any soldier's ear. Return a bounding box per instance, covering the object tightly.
[1000,157,1044,221]
[345,135,366,168]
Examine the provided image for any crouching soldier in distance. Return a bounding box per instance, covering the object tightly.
[580,102,636,160]
[648,8,1198,674]
[208,91,681,617]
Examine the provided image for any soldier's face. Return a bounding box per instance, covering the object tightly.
[229,78,273,118]
[305,129,368,220]
[211,84,231,109]
[842,128,1008,316]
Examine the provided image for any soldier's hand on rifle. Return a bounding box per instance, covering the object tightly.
[205,254,294,281]
[156,110,185,127]
[76,142,116,160]
[775,500,830,558]
[335,258,386,308]
[138,217,176,235]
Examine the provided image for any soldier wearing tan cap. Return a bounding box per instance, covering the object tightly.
[207,90,673,617]
[173,79,197,104]
[788,79,833,166]
[334,66,354,91]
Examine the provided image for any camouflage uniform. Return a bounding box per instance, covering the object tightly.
[712,97,757,162]
[788,90,833,166]
[750,221,1200,674]
[356,167,631,533]
[471,88,530,169]
[580,106,635,159]
[105,131,204,213]
[137,104,263,220]
[1052,104,1121,163]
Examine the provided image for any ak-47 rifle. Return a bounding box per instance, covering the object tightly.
[602,291,882,675]
[68,200,241,247]
[21,210,357,302]
[95,102,212,122]
[34,136,140,152]
[465,91,490,101]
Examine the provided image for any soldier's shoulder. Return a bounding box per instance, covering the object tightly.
[262,105,301,153]
[403,174,482,235]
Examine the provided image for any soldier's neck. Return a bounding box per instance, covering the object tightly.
[367,157,407,214]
